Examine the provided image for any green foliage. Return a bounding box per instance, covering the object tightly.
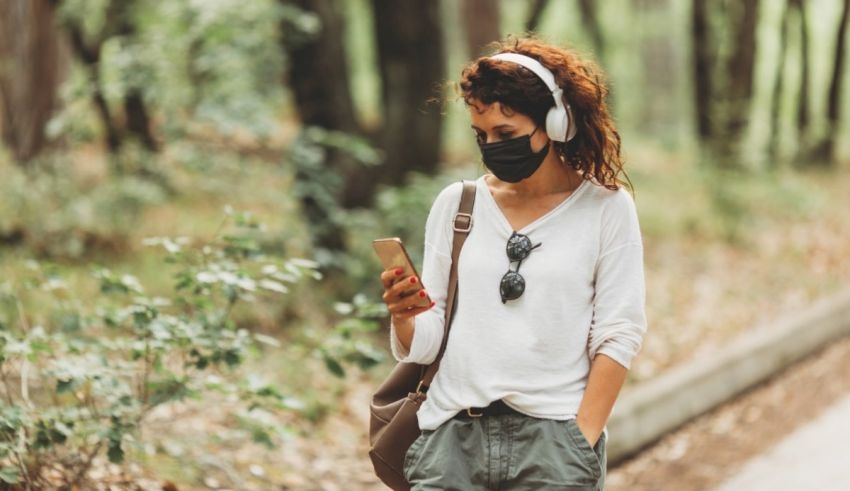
[318,294,387,378]
[0,159,167,259]
[0,208,380,488]
[285,126,382,268]
[51,0,320,144]
[627,154,825,244]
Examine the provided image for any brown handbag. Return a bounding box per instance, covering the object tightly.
[368,179,477,491]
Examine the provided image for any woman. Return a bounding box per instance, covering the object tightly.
[379,36,647,490]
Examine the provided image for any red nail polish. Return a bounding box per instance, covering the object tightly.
[418,291,426,298]
[395,268,403,276]
[409,277,417,284]
[430,301,435,308]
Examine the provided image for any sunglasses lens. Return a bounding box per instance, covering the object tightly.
[506,233,533,262]
[500,270,525,302]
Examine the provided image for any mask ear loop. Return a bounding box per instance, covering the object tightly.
[529,124,551,154]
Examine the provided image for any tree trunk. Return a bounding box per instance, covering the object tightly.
[61,0,157,154]
[790,0,810,142]
[64,21,122,153]
[282,0,360,252]
[577,0,605,59]
[691,0,713,140]
[353,0,445,207]
[811,0,850,164]
[691,0,759,166]
[461,0,501,57]
[0,0,62,163]
[768,0,791,165]
[525,0,549,32]
[284,0,359,133]
[114,3,158,153]
[721,0,759,143]
[124,89,158,151]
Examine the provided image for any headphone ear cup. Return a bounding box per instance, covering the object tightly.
[546,107,568,142]
[565,104,577,142]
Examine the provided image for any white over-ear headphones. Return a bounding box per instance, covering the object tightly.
[489,52,577,143]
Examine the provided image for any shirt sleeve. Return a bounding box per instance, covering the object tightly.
[389,182,461,364]
[587,189,648,370]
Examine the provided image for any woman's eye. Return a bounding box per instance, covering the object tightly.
[475,132,486,144]
[498,132,513,140]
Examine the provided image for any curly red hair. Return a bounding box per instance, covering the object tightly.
[459,36,631,192]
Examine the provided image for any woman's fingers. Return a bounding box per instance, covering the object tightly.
[387,284,430,312]
[390,274,420,297]
[388,297,435,318]
[381,273,419,302]
[380,269,433,317]
[380,267,405,289]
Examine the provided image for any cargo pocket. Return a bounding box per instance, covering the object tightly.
[564,418,603,482]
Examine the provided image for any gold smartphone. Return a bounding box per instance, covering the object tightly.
[373,237,432,308]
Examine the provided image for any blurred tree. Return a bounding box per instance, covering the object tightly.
[56,0,158,154]
[691,0,759,166]
[283,0,359,135]
[525,0,604,62]
[692,0,712,141]
[462,0,501,57]
[769,0,792,165]
[0,0,63,163]
[280,0,445,273]
[282,0,445,213]
[811,0,850,165]
[768,0,812,165]
[578,0,605,59]
[791,0,811,150]
[525,0,549,32]
[351,0,445,207]
[633,0,675,137]
[282,0,358,253]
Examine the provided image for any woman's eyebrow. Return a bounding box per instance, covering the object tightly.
[470,124,515,131]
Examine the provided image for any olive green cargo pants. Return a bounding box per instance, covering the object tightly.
[403,413,606,490]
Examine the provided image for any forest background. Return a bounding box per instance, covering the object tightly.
[1,0,849,489]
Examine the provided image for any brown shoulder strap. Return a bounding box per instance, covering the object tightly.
[420,179,476,388]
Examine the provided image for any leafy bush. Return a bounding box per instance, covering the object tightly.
[0,159,167,259]
[0,208,383,488]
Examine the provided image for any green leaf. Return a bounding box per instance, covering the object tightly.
[107,439,124,464]
[223,349,241,367]
[0,467,20,484]
[321,351,345,378]
[251,427,274,449]
[56,378,75,394]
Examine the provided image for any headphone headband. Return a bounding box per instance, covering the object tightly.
[489,52,561,102]
[488,52,575,142]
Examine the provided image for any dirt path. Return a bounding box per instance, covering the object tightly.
[606,333,850,490]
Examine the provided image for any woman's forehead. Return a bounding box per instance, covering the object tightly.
[468,100,529,126]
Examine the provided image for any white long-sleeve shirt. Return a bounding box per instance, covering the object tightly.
[390,173,647,434]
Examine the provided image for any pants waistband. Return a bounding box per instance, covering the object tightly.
[454,399,522,419]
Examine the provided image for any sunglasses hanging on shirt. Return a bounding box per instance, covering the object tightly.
[500,231,542,303]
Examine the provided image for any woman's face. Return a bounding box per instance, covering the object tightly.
[468,99,549,152]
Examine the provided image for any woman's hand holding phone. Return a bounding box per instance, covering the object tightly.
[380,267,435,320]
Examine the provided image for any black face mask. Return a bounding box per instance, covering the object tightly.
[478,126,550,183]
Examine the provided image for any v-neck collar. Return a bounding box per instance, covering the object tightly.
[477,173,591,235]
